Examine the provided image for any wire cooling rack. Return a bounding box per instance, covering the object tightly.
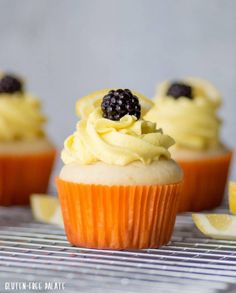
[0,207,236,293]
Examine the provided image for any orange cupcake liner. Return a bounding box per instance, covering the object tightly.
[177,151,233,213]
[0,149,56,206]
[56,178,182,250]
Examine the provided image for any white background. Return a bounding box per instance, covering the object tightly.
[0,0,235,178]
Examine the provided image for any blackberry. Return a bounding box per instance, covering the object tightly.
[101,89,141,121]
[166,82,193,99]
[0,74,23,94]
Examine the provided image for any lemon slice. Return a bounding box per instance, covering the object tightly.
[76,89,154,119]
[192,214,236,240]
[185,77,221,107]
[30,194,63,227]
[229,181,236,214]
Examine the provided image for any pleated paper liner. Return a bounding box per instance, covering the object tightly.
[56,178,182,250]
[177,151,233,213]
[0,149,56,206]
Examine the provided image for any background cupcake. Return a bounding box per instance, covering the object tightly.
[145,77,232,212]
[56,89,183,250]
[0,72,56,206]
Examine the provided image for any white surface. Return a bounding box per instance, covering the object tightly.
[0,0,235,178]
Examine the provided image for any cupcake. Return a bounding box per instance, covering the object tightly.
[0,73,56,206]
[56,89,183,249]
[145,77,232,212]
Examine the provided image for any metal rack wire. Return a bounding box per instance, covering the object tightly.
[0,207,236,293]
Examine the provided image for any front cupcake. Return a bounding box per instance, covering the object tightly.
[145,77,232,212]
[0,73,56,205]
[56,89,183,249]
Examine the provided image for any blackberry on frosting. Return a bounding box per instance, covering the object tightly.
[0,74,23,94]
[101,89,141,121]
[166,82,193,100]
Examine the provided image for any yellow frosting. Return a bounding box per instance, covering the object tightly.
[145,78,221,150]
[0,93,46,141]
[62,109,174,166]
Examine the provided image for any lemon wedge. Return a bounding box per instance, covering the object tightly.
[192,214,236,240]
[229,181,236,214]
[185,77,221,107]
[76,89,154,119]
[76,89,110,119]
[30,194,63,227]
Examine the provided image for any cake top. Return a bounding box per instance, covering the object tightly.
[145,77,222,150]
[157,77,221,106]
[76,88,154,119]
[0,72,46,141]
[62,89,175,166]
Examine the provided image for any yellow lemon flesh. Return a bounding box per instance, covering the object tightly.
[30,194,63,228]
[192,214,236,240]
[76,89,154,119]
[229,181,236,214]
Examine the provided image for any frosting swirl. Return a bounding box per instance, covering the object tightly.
[145,78,221,150]
[0,93,46,141]
[62,109,174,165]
